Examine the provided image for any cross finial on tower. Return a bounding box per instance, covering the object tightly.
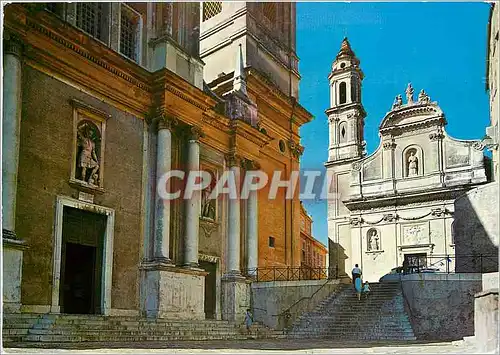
[233,44,247,95]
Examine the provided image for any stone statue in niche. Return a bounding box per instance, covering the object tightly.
[407,151,418,177]
[77,121,100,185]
[405,83,414,105]
[201,170,217,221]
[368,229,380,251]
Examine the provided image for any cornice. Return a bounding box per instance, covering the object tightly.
[230,119,273,149]
[344,185,476,211]
[24,16,150,90]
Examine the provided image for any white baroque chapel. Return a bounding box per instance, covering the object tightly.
[325,38,489,282]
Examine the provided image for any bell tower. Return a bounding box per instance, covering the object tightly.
[326,38,366,163]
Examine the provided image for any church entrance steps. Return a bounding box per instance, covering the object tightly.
[2,314,278,346]
[285,281,416,341]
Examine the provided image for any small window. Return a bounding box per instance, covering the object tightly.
[203,2,222,21]
[76,3,110,43]
[268,236,275,248]
[339,82,347,104]
[339,121,347,143]
[340,62,346,69]
[279,140,286,153]
[120,5,141,62]
[260,127,268,135]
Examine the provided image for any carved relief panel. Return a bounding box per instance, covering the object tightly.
[70,100,109,191]
[401,223,429,246]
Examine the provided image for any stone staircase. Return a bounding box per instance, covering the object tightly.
[286,281,416,341]
[2,313,280,347]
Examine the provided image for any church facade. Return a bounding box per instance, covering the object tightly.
[326,39,489,282]
[2,2,312,322]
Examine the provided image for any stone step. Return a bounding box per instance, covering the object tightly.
[288,330,416,336]
[22,334,253,342]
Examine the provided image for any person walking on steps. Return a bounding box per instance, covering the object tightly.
[363,281,371,299]
[244,308,253,337]
[352,264,362,287]
[354,276,363,301]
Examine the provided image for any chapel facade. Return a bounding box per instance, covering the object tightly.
[2,2,312,322]
[326,39,489,282]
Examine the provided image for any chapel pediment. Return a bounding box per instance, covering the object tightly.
[379,84,446,134]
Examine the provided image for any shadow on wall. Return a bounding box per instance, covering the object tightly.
[328,240,348,278]
[454,182,499,273]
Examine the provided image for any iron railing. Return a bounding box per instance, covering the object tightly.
[395,253,498,274]
[247,266,337,282]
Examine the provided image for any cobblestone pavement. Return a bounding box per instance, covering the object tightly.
[2,339,485,354]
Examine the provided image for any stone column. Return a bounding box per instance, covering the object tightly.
[245,162,259,277]
[153,117,176,264]
[2,33,23,240]
[226,155,242,276]
[183,126,204,268]
[222,155,249,322]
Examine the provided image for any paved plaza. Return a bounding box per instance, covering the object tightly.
[2,339,485,354]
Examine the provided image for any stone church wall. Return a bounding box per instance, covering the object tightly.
[18,66,143,311]
[401,273,482,341]
[454,182,499,272]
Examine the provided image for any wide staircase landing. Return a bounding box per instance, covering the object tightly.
[286,281,416,341]
[2,314,279,347]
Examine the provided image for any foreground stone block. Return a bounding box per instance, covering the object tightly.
[2,238,27,313]
[474,289,499,353]
[140,262,207,320]
[221,275,250,322]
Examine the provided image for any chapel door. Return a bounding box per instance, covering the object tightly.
[60,206,106,314]
[404,253,427,273]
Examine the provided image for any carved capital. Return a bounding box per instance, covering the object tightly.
[188,126,205,141]
[157,115,178,131]
[225,153,242,168]
[429,132,444,141]
[383,213,398,222]
[241,158,261,171]
[431,207,447,217]
[472,141,485,151]
[350,217,363,226]
[4,31,23,57]
[383,141,397,150]
[352,162,362,171]
[287,139,304,158]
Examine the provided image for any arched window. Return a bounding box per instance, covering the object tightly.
[339,82,347,104]
[338,121,347,143]
[351,81,358,102]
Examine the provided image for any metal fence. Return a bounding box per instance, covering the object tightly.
[247,267,337,282]
[397,253,498,274]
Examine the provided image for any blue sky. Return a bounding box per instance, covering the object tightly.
[297,2,491,246]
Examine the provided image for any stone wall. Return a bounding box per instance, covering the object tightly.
[18,66,143,311]
[401,273,482,341]
[251,278,344,330]
[454,182,499,272]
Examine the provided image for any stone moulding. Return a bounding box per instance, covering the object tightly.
[24,18,148,90]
